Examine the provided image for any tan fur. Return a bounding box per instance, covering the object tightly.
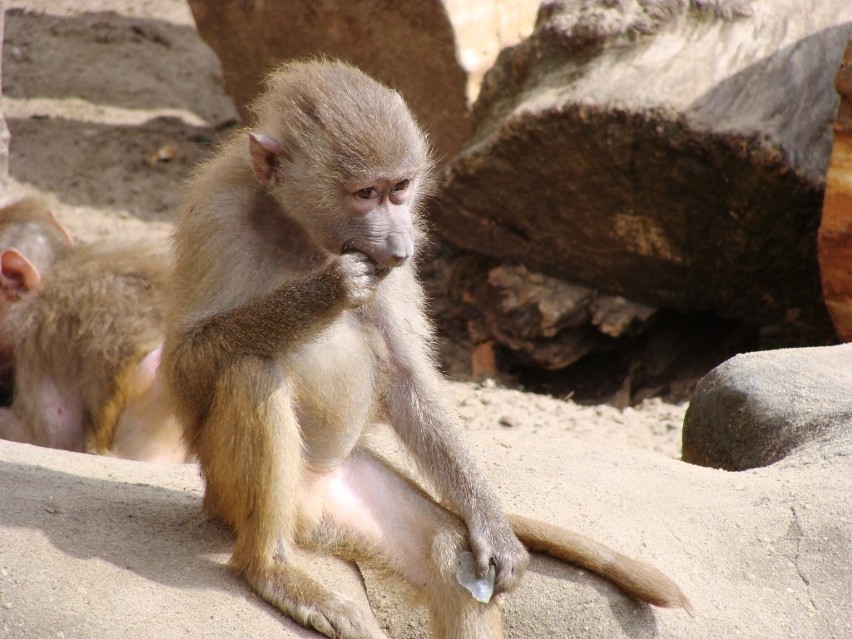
[0,199,188,461]
[508,514,694,615]
[162,60,689,639]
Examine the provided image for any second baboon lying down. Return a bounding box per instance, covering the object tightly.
[162,60,691,638]
[0,197,188,462]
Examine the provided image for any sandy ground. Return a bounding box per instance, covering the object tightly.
[1,0,688,460]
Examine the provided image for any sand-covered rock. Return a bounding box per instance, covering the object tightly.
[2,412,850,638]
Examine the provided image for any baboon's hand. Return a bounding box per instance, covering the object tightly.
[335,251,382,309]
[468,513,530,596]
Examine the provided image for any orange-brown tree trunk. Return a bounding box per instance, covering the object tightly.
[819,38,852,342]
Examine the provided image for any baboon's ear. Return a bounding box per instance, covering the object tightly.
[0,249,41,302]
[248,133,288,187]
[47,210,74,246]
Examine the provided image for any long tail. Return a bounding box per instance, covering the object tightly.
[508,513,694,616]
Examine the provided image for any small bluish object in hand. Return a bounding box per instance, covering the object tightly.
[456,551,496,603]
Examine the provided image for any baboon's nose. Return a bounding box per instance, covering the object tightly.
[386,232,413,267]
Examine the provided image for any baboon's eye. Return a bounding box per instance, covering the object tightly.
[355,187,379,199]
[391,179,410,193]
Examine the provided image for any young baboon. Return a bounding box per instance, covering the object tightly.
[0,197,73,404]
[0,197,188,462]
[162,60,691,638]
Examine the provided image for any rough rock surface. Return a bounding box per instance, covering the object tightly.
[818,37,852,342]
[683,343,852,470]
[0,5,9,191]
[186,0,539,161]
[433,0,852,345]
[2,410,850,639]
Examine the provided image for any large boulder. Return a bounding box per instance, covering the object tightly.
[186,0,539,161]
[2,410,850,638]
[682,343,852,470]
[432,0,852,347]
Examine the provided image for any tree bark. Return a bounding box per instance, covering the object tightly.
[818,37,852,342]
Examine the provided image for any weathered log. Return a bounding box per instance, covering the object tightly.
[187,0,538,161]
[450,257,656,370]
[433,0,852,345]
[818,37,852,342]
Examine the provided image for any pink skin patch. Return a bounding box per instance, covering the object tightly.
[134,344,162,387]
[111,343,188,463]
[34,377,84,451]
[300,451,436,591]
